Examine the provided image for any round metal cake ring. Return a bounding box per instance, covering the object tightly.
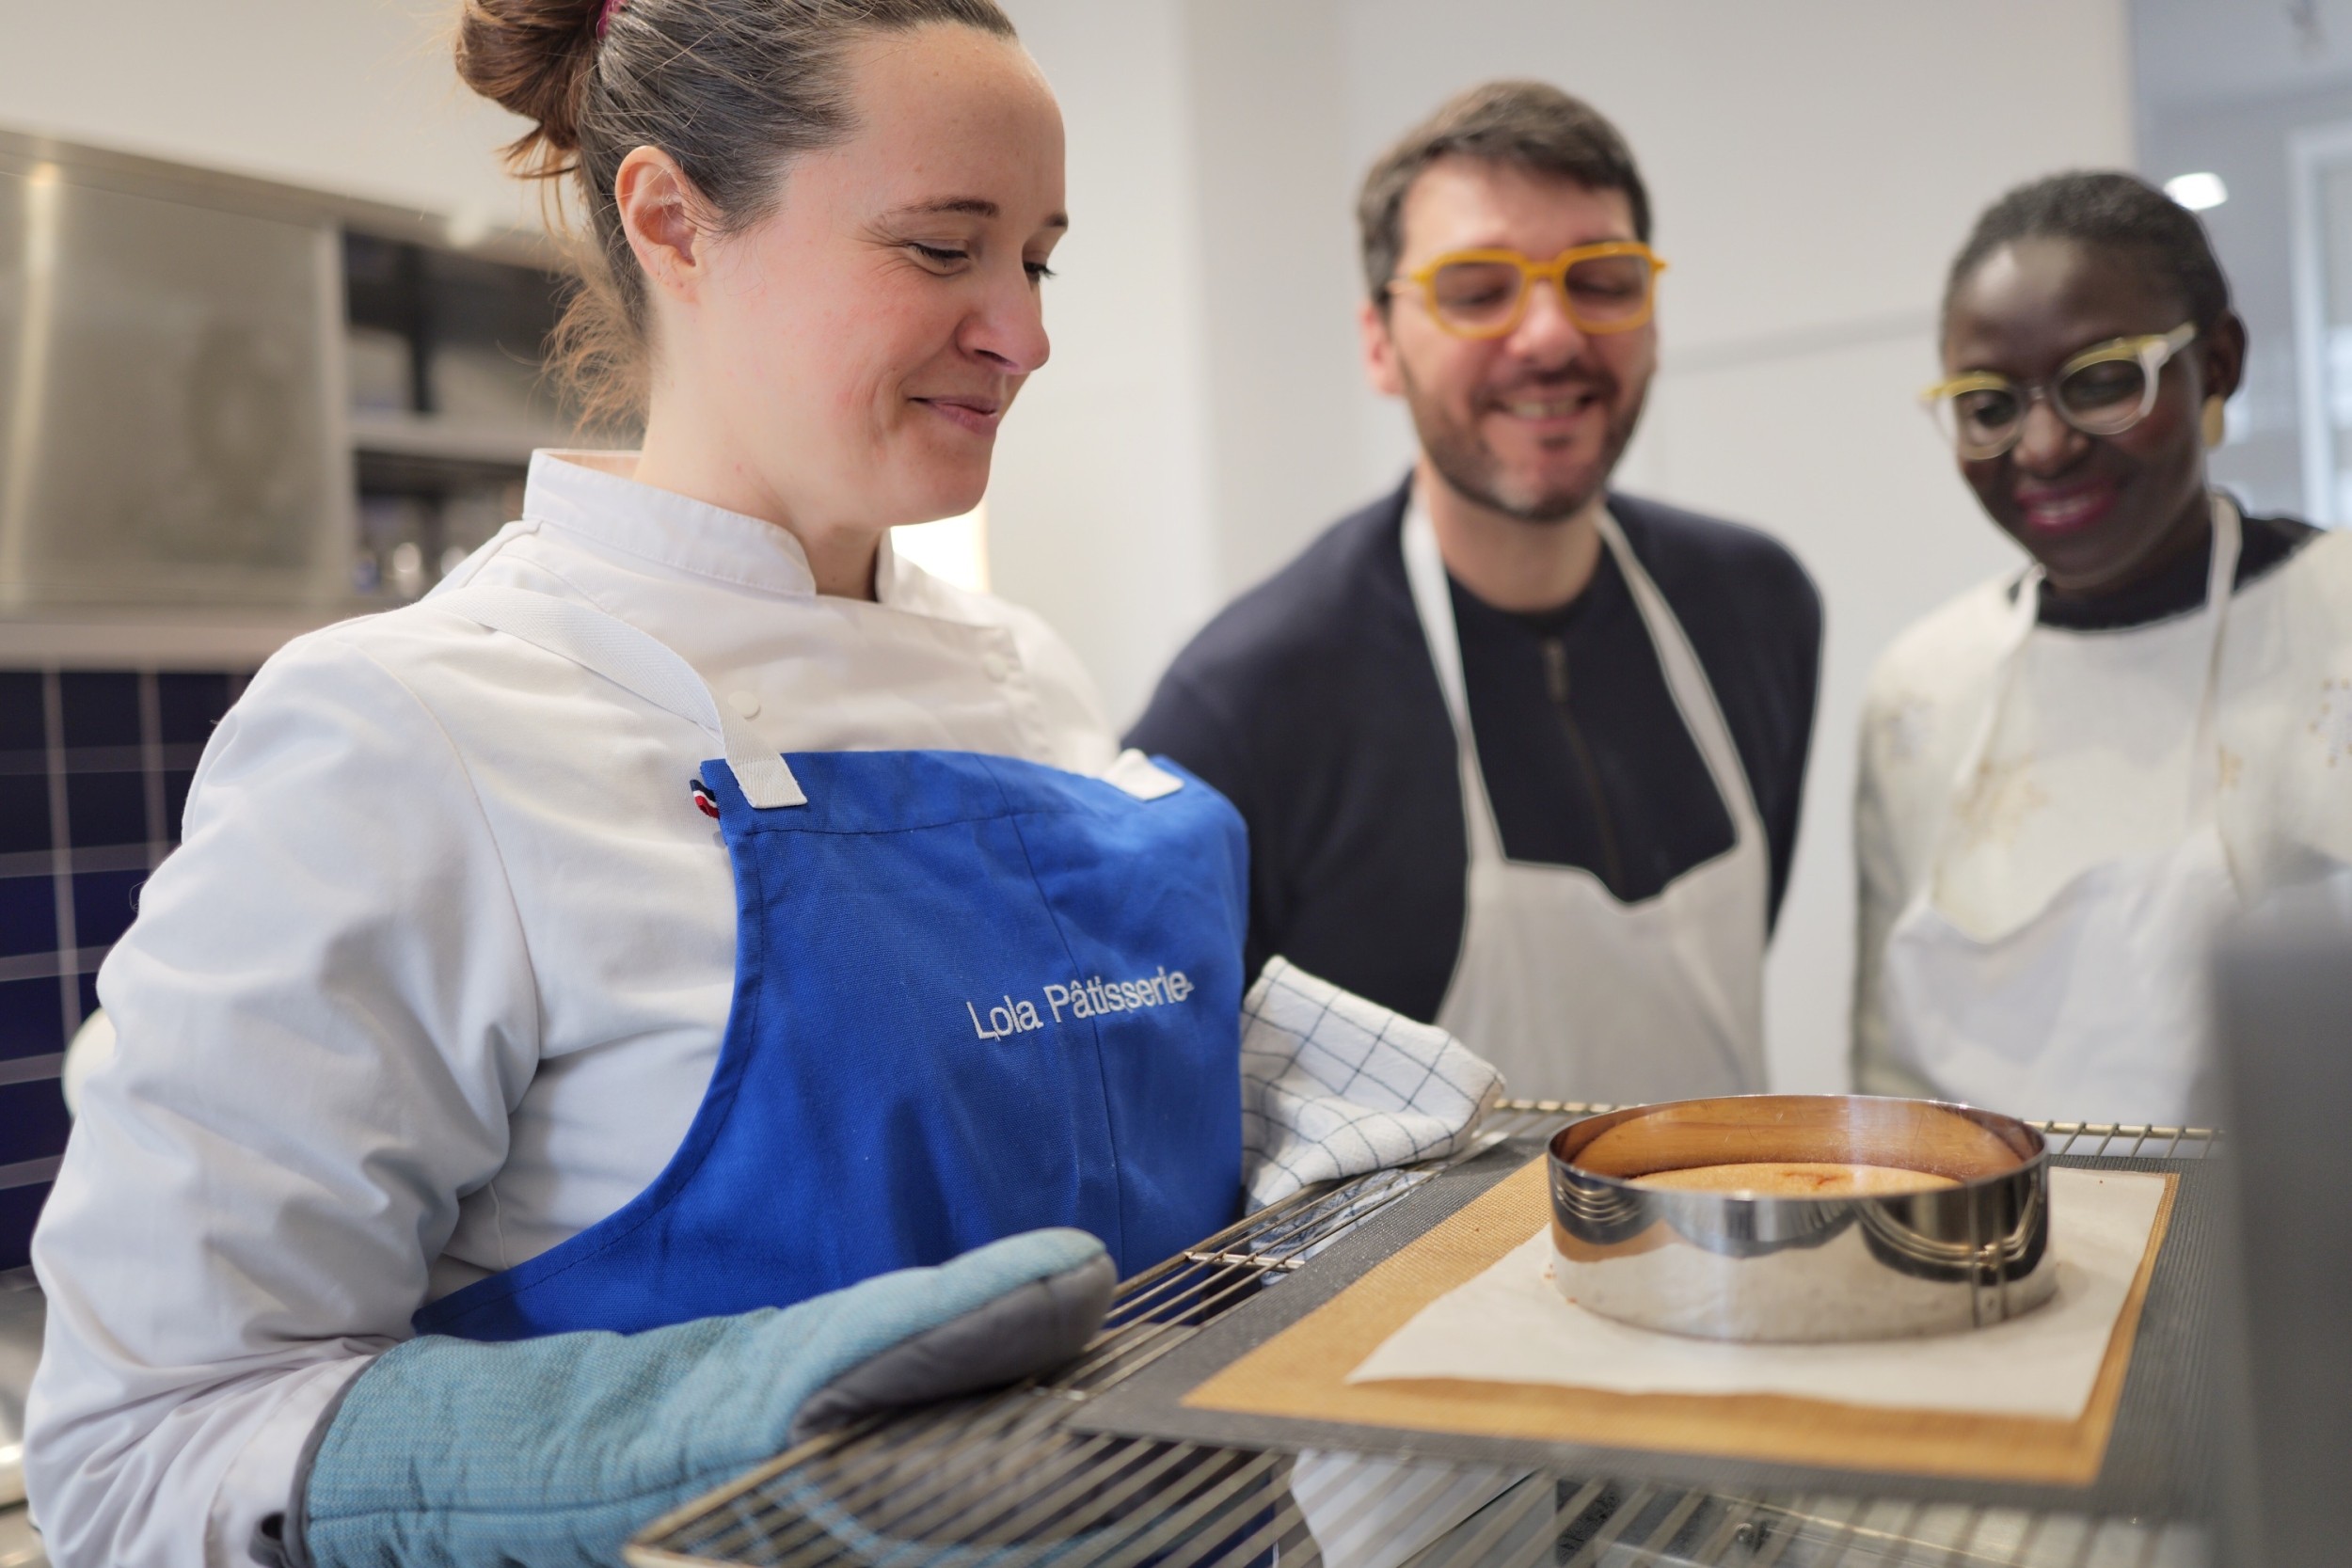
[1547,1094,2056,1343]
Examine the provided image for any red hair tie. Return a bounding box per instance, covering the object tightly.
[595,0,628,38]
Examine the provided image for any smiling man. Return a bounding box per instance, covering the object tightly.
[1128,82,1822,1103]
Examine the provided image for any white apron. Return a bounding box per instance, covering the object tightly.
[1882,499,2243,1128]
[1402,501,1769,1103]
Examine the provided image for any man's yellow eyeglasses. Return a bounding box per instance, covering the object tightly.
[1389,243,1668,339]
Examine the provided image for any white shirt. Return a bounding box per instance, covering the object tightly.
[1852,524,2352,1096]
[25,452,1127,1567]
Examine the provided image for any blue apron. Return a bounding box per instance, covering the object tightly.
[413,588,1248,1342]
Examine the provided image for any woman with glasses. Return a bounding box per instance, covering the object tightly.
[1853,169,2352,1126]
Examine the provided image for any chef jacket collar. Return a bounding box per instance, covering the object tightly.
[523,450,929,609]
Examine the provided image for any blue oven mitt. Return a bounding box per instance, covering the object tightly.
[253,1228,1114,1568]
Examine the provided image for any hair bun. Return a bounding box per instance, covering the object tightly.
[454,0,605,173]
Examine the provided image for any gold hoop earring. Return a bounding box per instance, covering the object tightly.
[2202,395,2227,449]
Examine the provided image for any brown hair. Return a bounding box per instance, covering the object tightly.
[455,0,1018,427]
[1356,81,1651,306]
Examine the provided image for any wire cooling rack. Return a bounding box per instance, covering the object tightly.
[626,1102,2218,1568]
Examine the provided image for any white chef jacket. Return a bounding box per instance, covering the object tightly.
[1852,523,2352,1097]
[23,452,1141,1566]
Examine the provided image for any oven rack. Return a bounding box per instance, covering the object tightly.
[627,1103,2218,1568]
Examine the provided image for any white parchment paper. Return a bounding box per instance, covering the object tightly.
[1344,1166,2167,1420]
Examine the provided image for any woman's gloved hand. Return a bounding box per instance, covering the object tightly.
[255,1228,1114,1568]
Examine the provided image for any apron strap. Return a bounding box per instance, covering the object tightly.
[435,585,808,809]
[2184,496,2243,816]
[1401,502,1507,866]
[1400,495,1764,869]
[1593,508,1768,840]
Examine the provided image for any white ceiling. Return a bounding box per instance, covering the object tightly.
[2135,0,2352,111]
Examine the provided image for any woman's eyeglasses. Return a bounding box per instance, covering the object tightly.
[1389,243,1668,340]
[1921,323,2197,460]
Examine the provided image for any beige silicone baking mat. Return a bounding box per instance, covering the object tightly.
[1180,1155,2178,1487]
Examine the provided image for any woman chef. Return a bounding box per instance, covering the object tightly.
[24,3,1496,1564]
[1854,170,2352,1126]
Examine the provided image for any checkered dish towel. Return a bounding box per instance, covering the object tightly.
[1240,956,1506,1212]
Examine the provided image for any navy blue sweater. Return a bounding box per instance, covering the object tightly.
[1127,482,1823,1023]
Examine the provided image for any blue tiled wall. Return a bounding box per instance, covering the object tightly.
[0,669,243,1275]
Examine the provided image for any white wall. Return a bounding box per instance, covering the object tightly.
[3,1,2139,1090]
[1179,0,1370,596]
[1,2,532,230]
[984,0,1225,721]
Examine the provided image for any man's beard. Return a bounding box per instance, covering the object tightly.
[1400,361,1646,524]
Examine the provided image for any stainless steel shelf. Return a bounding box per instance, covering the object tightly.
[0,612,341,669]
[348,411,564,469]
[0,122,560,271]
[627,1104,2219,1568]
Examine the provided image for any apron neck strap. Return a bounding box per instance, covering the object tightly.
[435,585,807,809]
[2185,494,2243,811]
[1591,506,1765,831]
[1400,492,1762,867]
[1401,503,1506,864]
